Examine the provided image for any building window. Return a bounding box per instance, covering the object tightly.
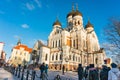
[45,54,48,61]
[53,41,54,48]
[59,40,60,47]
[73,40,75,48]
[95,58,98,64]
[78,57,80,62]
[73,55,75,61]
[52,54,54,61]
[76,39,78,49]
[76,56,77,61]
[69,55,71,60]
[56,40,57,47]
[56,54,58,60]
[60,54,62,60]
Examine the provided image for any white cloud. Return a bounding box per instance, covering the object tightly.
[26,2,35,10]
[21,24,29,28]
[14,35,20,39]
[34,0,42,8]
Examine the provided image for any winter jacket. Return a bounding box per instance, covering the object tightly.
[45,65,48,74]
[88,68,99,80]
[108,68,120,80]
[78,67,83,80]
[100,67,109,80]
[40,64,45,73]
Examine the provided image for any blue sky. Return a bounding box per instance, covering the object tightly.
[0,0,120,59]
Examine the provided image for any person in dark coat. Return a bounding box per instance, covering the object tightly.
[77,64,83,80]
[40,63,46,78]
[100,65,109,80]
[62,65,65,75]
[45,64,48,76]
[84,66,89,79]
[88,64,99,80]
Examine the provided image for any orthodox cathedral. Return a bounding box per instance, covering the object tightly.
[33,5,106,70]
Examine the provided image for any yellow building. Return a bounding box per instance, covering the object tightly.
[9,40,32,67]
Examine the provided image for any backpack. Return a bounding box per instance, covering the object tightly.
[89,69,99,80]
[100,69,109,80]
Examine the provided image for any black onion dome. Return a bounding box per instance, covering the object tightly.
[85,20,93,28]
[53,19,61,26]
[72,10,82,17]
[67,10,75,18]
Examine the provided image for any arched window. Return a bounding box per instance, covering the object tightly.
[69,55,71,60]
[56,54,58,60]
[73,40,75,47]
[53,41,54,48]
[95,58,98,64]
[78,21,80,25]
[73,55,75,61]
[52,54,54,61]
[76,56,77,61]
[56,40,57,47]
[45,54,47,61]
[60,54,62,60]
[59,40,60,47]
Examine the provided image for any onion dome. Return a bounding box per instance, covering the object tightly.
[17,38,21,45]
[66,4,75,18]
[67,11,75,18]
[72,10,82,17]
[85,20,93,28]
[52,19,61,26]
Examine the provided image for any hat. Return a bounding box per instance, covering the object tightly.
[111,63,117,68]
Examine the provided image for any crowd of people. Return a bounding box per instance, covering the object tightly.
[77,63,120,80]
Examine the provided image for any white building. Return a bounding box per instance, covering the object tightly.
[9,40,32,67]
[32,5,106,70]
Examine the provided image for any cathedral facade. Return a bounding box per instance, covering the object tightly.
[33,5,106,70]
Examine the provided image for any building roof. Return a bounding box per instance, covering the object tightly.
[85,20,93,28]
[14,44,32,53]
[37,40,48,48]
[67,4,82,18]
[53,19,61,26]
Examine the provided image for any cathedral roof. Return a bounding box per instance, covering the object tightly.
[85,20,93,28]
[53,19,61,26]
[72,10,82,17]
[67,4,82,18]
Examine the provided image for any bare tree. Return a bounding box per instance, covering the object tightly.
[104,17,120,63]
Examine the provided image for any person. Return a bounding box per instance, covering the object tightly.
[118,64,120,71]
[62,65,65,75]
[45,64,48,76]
[54,74,61,80]
[88,64,99,80]
[108,63,120,80]
[84,66,89,80]
[77,64,83,80]
[100,65,109,80]
[39,62,46,78]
